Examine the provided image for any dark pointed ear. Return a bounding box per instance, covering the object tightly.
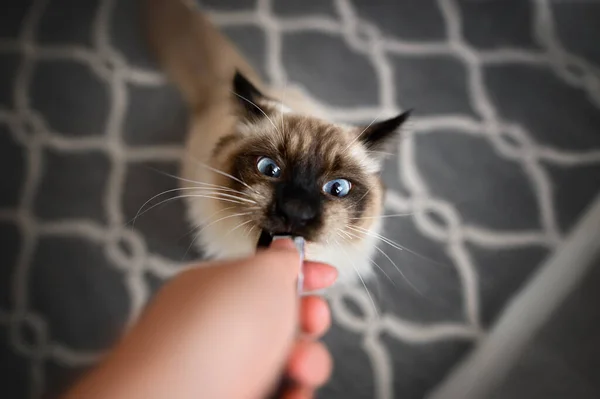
[359,110,411,154]
[233,71,266,119]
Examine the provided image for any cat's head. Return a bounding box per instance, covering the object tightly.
[210,72,410,244]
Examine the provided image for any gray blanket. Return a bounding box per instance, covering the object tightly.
[1,0,599,398]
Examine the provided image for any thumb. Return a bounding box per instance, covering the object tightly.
[197,245,302,398]
[256,237,303,283]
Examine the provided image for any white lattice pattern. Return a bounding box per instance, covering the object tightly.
[0,0,599,398]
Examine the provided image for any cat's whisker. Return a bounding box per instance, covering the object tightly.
[349,225,446,268]
[349,212,414,220]
[373,244,422,295]
[344,229,421,295]
[337,229,354,241]
[183,154,259,195]
[198,206,239,224]
[141,190,256,220]
[181,235,198,263]
[132,193,251,227]
[224,218,254,237]
[132,187,190,226]
[369,256,396,287]
[232,91,282,136]
[177,205,238,243]
[331,235,379,317]
[136,187,255,222]
[337,229,395,287]
[357,187,372,203]
[338,229,396,287]
[335,230,347,241]
[370,150,396,157]
[188,183,255,198]
[197,211,255,236]
[346,225,404,252]
[145,167,257,198]
[181,210,255,261]
[280,80,288,138]
[199,205,260,229]
[189,188,258,203]
[245,224,257,239]
[179,206,237,259]
[146,166,202,186]
[343,110,385,152]
[186,189,257,204]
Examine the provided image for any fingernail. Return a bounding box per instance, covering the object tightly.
[270,237,297,251]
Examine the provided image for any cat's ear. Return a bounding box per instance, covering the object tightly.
[359,110,411,155]
[233,71,266,119]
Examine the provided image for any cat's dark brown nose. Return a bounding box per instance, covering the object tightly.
[276,198,317,228]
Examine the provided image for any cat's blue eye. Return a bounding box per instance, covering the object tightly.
[257,157,282,178]
[323,179,352,197]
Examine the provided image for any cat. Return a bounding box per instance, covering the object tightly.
[142,0,410,284]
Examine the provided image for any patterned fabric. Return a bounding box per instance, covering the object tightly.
[1,0,599,398]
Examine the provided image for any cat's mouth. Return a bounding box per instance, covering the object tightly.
[260,224,317,242]
[256,229,274,248]
[259,215,319,243]
[256,229,309,248]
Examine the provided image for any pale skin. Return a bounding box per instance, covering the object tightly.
[63,239,337,399]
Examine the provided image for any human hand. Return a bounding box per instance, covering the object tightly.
[64,239,337,399]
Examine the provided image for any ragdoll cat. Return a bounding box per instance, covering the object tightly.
[143,0,410,283]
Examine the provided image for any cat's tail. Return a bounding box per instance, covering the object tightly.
[141,0,263,108]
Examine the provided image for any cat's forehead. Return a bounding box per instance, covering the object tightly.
[247,114,379,174]
[280,116,348,159]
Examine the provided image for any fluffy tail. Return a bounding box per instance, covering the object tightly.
[141,0,263,108]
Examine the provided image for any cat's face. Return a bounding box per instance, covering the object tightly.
[210,72,410,244]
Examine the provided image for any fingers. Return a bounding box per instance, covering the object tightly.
[299,296,330,338]
[302,262,337,291]
[287,340,332,389]
[263,241,335,396]
[265,238,338,292]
